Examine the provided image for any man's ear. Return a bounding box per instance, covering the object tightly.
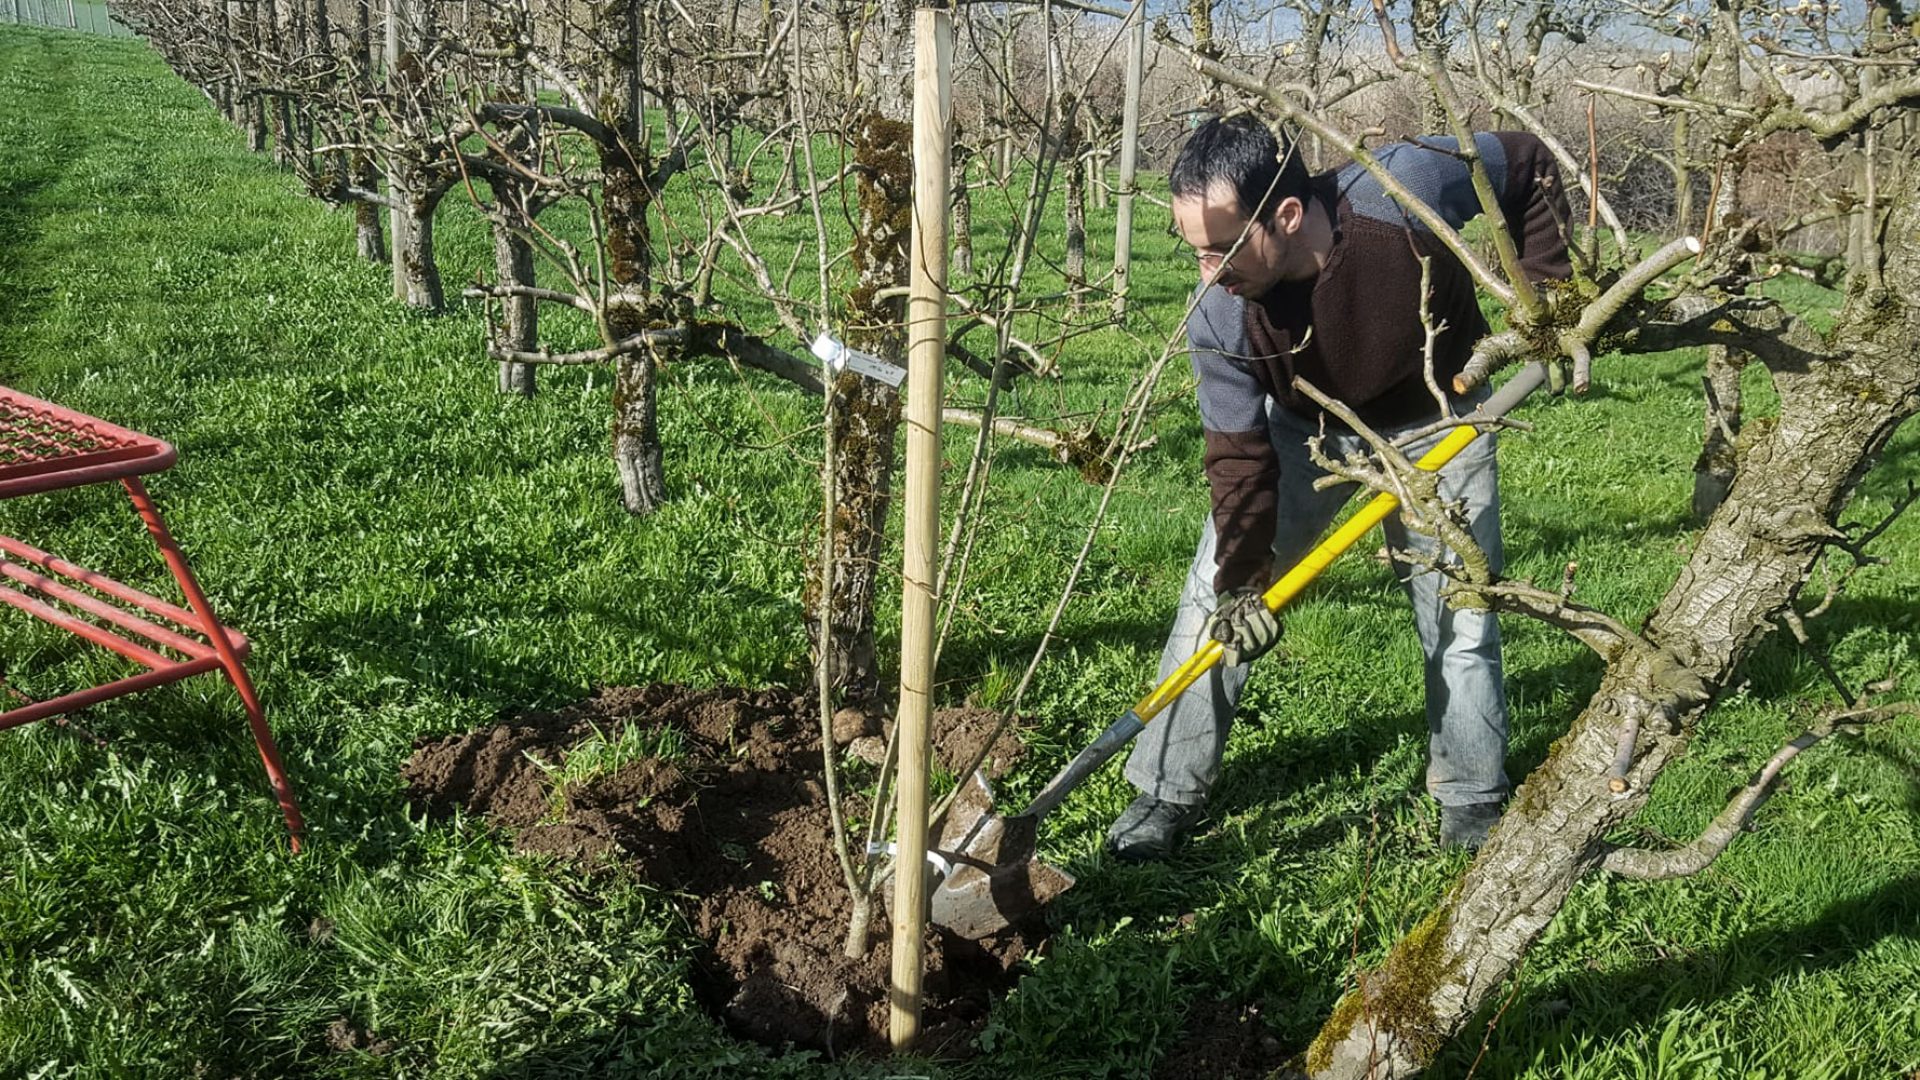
[1272,195,1306,236]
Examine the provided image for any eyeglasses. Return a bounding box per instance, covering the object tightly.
[1183,220,1266,271]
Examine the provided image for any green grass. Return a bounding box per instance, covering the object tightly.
[549,723,687,809]
[2,24,1918,1079]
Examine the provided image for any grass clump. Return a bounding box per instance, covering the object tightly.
[547,721,687,813]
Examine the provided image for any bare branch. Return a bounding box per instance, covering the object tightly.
[1827,481,1920,566]
[1489,95,1632,258]
[941,409,1131,473]
[1753,74,1920,141]
[1601,705,1919,880]
[487,327,687,366]
[1292,376,1494,585]
[462,283,598,312]
[1456,237,1703,392]
[1555,236,1703,391]
[974,0,1131,19]
[1571,78,1757,119]
[1615,292,1836,373]
[1456,578,1646,659]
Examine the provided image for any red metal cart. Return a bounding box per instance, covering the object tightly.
[0,386,304,850]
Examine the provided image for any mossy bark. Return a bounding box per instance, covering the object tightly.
[1307,175,1920,1080]
[1410,0,1448,134]
[1188,0,1219,110]
[1188,0,1216,63]
[601,147,665,513]
[596,0,669,515]
[806,111,911,701]
[602,166,668,513]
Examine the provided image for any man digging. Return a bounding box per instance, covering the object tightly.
[1107,115,1574,861]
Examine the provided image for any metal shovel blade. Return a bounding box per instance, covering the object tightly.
[929,774,1075,940]
[928,711,1146,939]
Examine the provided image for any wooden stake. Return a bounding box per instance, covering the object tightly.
[385,0,409,300]
[1111,0,1144,321]
[889,0,952,1055]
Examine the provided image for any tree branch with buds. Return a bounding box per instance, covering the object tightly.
[1602,702,1918,880]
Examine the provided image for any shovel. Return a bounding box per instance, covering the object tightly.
[928,364,1550,940]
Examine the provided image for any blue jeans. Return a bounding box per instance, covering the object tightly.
[1123,399,1509,808]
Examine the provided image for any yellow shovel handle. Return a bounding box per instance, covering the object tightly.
[1130,421,1487,723]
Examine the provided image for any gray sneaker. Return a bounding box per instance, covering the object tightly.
[1439,800,1504,851]
[1106,794,1205,862]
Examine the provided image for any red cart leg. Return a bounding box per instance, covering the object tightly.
[122,478,306,851]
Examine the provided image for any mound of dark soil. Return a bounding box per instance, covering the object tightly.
[402,685,1042,1058]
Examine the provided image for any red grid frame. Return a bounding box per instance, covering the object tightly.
[0,386,304,850]
[0,391,177,497]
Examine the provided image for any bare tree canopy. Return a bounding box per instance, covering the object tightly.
[88,0,1920,1068]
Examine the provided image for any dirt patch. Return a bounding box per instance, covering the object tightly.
[1153,998,1295,1080]
[931,704,1028,779]
[402,685,1043,1058]
[323,1017,394,1057]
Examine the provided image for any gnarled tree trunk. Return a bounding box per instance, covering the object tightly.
[491,210,537,396]
[1060,97,1087,312]
[598,0,668,516]
[807,108,910,702]
[1689,7,1746,519]
[353,153,386,262]
[391,170,449,310]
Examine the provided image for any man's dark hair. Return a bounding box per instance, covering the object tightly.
[1169,115,1309,221]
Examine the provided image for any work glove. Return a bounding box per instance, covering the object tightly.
[1206,588,1282,667]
